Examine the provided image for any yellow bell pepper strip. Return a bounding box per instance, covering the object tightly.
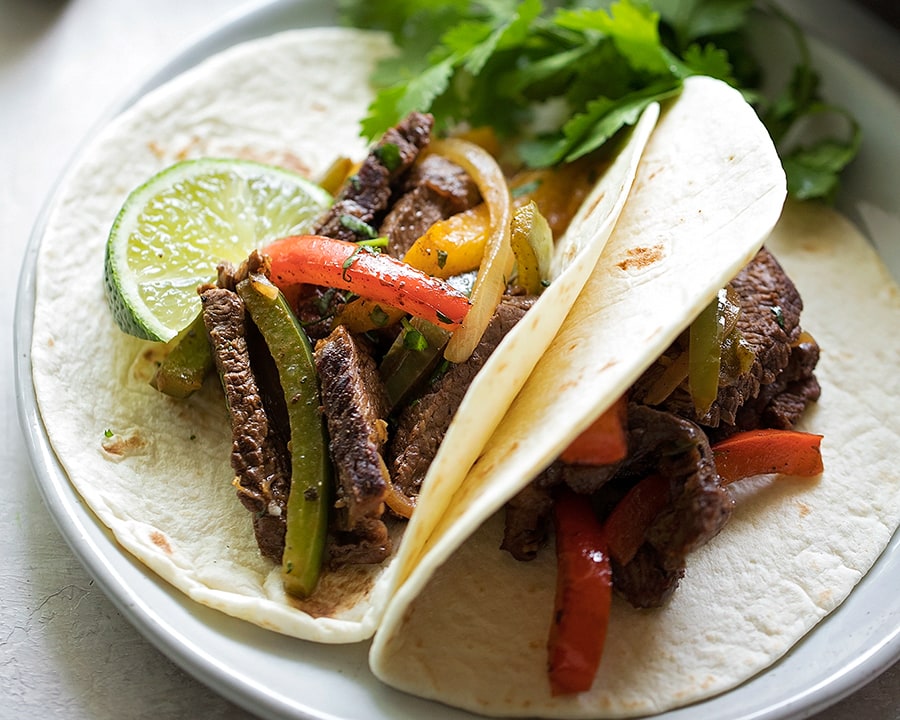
[429,138,514,364]
[510,154,598,239]
[548,489,613,696]
[264,234,471,330]
[404,203,491,278]
[236,274,331,598]
[712,429,824,484]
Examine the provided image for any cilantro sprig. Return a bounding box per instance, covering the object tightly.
[338,0,860,202]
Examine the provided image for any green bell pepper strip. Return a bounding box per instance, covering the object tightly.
[237,274,331,598]
[150,312,213,399]
[688,290,725,416]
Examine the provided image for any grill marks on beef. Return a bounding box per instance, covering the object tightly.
[314,325,392,565]
[389,296,536,497]
[315,111,434,243]
[201,287,290,562]
[380,154,482,257]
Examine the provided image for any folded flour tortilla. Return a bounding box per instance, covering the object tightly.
[369,80,899,714]
[29,27,654,642]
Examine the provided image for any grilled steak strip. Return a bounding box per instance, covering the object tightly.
[388,296,536,498]
[500,403,734,590]
[635,247,814,429]
[314,325,392,565]
[201,287,290,562]
[296,112,436,338]
[315,111,434,242]
[380,154,482,257]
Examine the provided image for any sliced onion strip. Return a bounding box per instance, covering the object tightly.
[430,138,513,363]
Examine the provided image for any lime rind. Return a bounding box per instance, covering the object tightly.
[104,158,332,342]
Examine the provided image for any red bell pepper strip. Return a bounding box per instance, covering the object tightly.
[603,474,670,566]
[712,429,824,484]
[264,235,471,329]
[548,490,612,696]
[560,395,628,466]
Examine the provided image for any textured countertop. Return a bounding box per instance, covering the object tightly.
[2,1,898,719]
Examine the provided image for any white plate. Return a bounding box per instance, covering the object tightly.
[14,1,900,718]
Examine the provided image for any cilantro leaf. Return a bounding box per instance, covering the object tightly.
[340,0,861,201]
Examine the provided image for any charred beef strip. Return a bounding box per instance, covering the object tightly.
[389,295,536,498]
[380,154,482,257]
[295,112,436,338]
[605,405,733,608]
[500,403,734,604]
[716,334,821,442]
[314,324,393,565]
[315,111,434,243]
[635,247,817,430]
[201,286,290,562]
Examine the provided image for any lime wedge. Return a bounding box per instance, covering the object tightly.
[104,158,332,342]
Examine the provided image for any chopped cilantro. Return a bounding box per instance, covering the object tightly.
[374,142,402,171]
[402,323,429,351]
[338,0,860,201]
[770,305,785,328]
[339,214,378,239]
[103,428,113,438]
[437,249,449,269]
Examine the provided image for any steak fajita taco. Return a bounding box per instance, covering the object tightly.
[368,79,900,718]
[29,27,660,642]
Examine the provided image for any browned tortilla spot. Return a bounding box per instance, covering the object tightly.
[617,244,665,272]
[288,564,378,618]
[101,429,148,458]
[150,531,173,555]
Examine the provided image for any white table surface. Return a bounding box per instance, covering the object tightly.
[2,1,898,719]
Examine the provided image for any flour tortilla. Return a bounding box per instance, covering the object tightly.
[371,202,900,716]
[366,78,899,715]
[29,27,651,642]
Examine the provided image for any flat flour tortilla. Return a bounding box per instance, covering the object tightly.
[369,211,900,711]
[29,27,651,642]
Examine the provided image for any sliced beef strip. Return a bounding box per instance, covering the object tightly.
[388,296,536,498]
[329,517,392,567]
[500,480,555,561]
[294,113,436,338]
[634,247,811,428]
[315,111,434,242]
[500,404,733,595]
[380,154,482,257]
[604,404,734,608]
[711,336,821,442]
[314,324,393,565]
[201,286,290,562]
